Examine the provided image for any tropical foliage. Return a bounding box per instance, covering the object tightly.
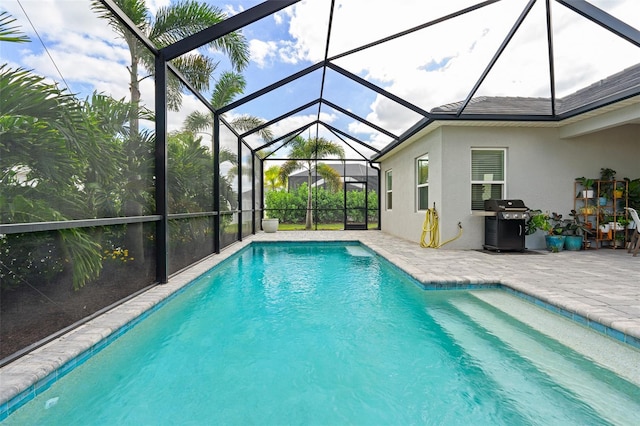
[184,71,272,142]
[265,184,378,225]
[264,165,285,191]
[0,63,112,289]
[1,2,251,290]
[90,0,250,259]
[0,11,30,43]
[278,136,345,229]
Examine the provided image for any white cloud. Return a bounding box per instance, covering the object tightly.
[273,11,284,26]
[146,0,171,15]
[3,0,131,95]
[249,39,278,68]
[224,4,245,16]
[2,0,638,158]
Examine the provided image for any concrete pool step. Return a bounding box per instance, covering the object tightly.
[344,246,374,257]
[431,309,575,423]
[443,293,639,425]
[468,290,640,385]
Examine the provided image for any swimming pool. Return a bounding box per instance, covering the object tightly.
[2,242,640,424]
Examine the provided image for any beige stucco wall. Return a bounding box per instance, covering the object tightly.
[380,122,640,250]
[380,128,442,244]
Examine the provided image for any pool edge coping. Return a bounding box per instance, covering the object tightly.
[1,237,639,420]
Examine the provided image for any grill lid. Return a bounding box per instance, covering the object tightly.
[484,199,528,212]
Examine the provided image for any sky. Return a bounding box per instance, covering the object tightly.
[1,0,640,160]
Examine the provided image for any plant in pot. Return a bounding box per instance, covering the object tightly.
[600,167,616,181]
[561,210,591,251]
[623,177,640,210]
[526,210,565,252]
[599,167,616,200]
[617,217,631,236]
[598,188,608,206]
[575,177,595,198]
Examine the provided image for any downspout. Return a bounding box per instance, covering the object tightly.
[369,162,381,230]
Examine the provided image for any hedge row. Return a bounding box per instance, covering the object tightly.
[265,184,378,223]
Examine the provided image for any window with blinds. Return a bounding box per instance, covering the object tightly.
[471,149,505,210]
[417,155,429,211]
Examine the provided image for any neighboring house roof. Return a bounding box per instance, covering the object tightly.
[289,163,377,178]
[430,63,640,116]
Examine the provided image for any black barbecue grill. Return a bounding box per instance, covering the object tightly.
[483,199,530,252]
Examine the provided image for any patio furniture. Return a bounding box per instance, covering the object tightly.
[625,207,640,256]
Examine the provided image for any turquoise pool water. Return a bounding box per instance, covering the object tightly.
[3,242,640,425]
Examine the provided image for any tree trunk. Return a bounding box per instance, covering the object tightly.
[124,37,145,262]
[305,169,313,229]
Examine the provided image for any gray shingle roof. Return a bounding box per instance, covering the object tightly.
[430,62,640,116]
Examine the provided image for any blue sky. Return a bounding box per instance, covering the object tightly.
[2,0,639,158]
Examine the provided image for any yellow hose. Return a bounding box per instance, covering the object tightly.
[420,204,463,248]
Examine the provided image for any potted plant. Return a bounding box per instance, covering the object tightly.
[526,210,565,252]
[599,167,616,200]
[561,210,590,251]
[600,167,616,181]
[575,177,595,198]
[613,187,624,199]
[624,177,640,210]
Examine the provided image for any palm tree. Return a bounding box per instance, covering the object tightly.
[279,136,345,229]
[0,13,141,289]
[167,130,213,213]
[0,67,118,289]
[264,165,284,192]
[184,71,272,141]
[184,71,272,214]
[91,0,250,259]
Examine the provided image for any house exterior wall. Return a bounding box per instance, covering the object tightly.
[381,128,443,242]
[380,122,640,250]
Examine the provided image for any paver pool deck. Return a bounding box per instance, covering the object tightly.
[2,230,640,412]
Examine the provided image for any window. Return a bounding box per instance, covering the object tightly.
[471,149,505,210]
[417,155,429,211]
[385,169,393,210]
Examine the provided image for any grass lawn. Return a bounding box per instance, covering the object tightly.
[277,223,379,231]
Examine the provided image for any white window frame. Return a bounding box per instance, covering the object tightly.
[416,154,429,211]
[385,169,393,211]
[471,148,506,211]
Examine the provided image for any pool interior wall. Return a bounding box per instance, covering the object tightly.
[1,238,639,420]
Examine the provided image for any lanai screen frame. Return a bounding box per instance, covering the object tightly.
[1,0,639,288]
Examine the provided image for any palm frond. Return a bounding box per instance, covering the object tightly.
[151,1,225,45]
[213,31,250,72]
[264,165,284,190]
[219,148,238,165]
[211,71,245,108]
[170,54,217,93]
[184,111,212,134]
[0,66,76,119]
[150,1,248,71]
[0,11,30,43]
[279,160,304,185]
[90,0,148,37]
[230,115,273,141]
[310,137,345,160]
[317,163,343,192]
